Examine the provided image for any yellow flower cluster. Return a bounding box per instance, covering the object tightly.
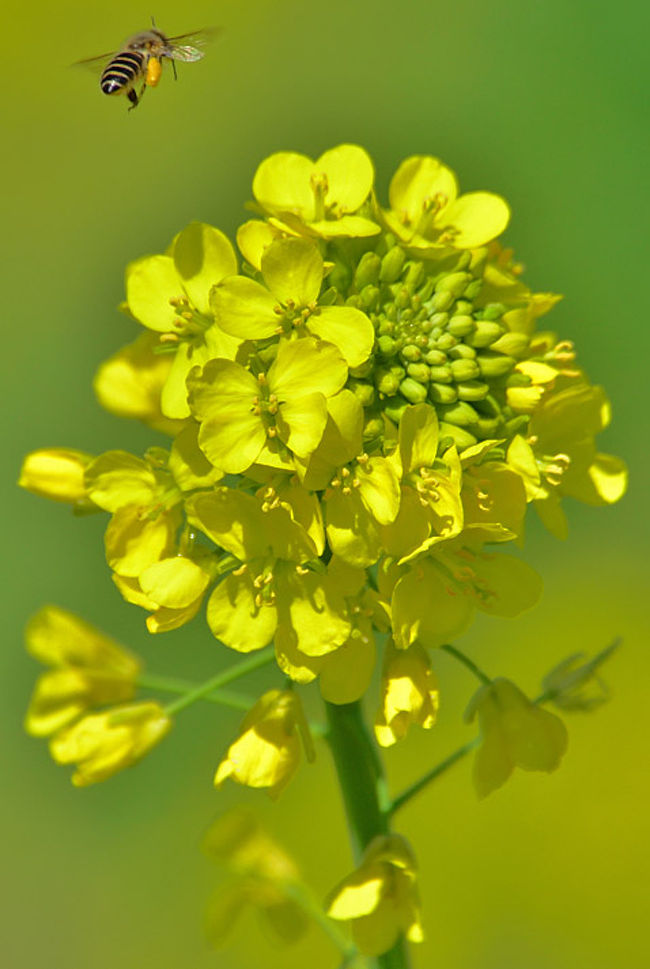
[19,146,626,958]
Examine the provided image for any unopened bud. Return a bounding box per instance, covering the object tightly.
[429,382,458,404]
[466,321,504,348]
[399,378,428,404]
[380,246,406,283]
[354,251,382,289]
[477,353,516,378]
[450,359,480,381]
[447,314,475,337]
[457,380,490,401]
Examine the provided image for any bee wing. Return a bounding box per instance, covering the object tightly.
[71,50,118,73]
[166,26,221,59]
[167,45,206,63]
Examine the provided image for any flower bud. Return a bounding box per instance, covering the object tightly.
[466,321,505,347]
[449,359,480,381]
[406,363,430,384]
[447,314,475,337]
[435,271,471,296]
[379,246,406,283]
[354,251,381,288]
[439,400,480,427]
[19,448,92,503]
[457,381,490,401]
[399,378,428,404]
[429,382,458,404]
[477,353,516,378]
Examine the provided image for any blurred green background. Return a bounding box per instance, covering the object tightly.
[3,0,648,966]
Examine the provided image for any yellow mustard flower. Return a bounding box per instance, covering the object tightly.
[212,236,375,367]
[49,701,171,786]
[375,641,439,747]
[24,605,140,736]
[507,378,628,538]
[300,390,401,567]
[188,336,348,474]
[460,439,527,542]
[465,678,568,798]
[187,487,352,663]
[252,144,380,238]
[284,557,380,701]
[18,447,92,504]
[380,404,463,563]
[383,155,510,252]
[391,538,543,650]
[214,689,314,798]
[125,221,242,419]
[326,834,423,956]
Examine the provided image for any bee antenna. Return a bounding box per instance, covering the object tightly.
[151,14,157,28]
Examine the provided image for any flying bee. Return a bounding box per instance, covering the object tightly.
[74,24,217,109]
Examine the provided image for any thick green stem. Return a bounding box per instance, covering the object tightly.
[325,701,411,969]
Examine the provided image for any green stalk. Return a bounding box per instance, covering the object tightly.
[325,700,411,969]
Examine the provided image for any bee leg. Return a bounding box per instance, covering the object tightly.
[171,59,178,82]
[127,82,146,111]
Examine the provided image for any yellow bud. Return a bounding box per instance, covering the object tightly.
[18,448,92,502]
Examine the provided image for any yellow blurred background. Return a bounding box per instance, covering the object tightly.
[3,1,648,966]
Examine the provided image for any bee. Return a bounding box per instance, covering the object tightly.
[74,23,216,109]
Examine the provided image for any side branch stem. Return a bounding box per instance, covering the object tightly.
[164,646,275,715]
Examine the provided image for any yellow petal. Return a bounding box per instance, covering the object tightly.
[261,237,323,306]
[316,144,375,213]
[172,222,237,314]
[436,192,510,248]
[389,156,458,222]
[253,152,315,220]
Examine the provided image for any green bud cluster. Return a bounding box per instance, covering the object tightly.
[335,236,532,449]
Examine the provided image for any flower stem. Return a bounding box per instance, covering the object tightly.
[440,643,492,685]
[164,647,275,716]
[325,700,411,969]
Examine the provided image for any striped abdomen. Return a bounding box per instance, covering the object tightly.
[100,50,146,95]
